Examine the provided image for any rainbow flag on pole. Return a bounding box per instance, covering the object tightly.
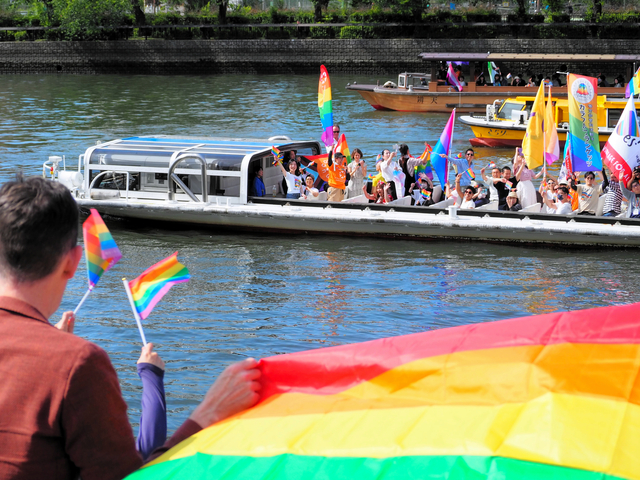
[431,109,456,186]
[318,65,333,147]
[567,74,602,171]
[128,252,190,320]
[625,66,640,98]
[83,209,122,288]
[334,133,352,164]
[127,302,640,480]
[414,143,433,181]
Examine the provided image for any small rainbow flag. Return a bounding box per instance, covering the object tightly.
[466,168,476,180]
[83,209,122,288]
[486,162,497,169]
[505,180,513,190]
[420,189,431,200]
[271,146,283,159]
[334,134,352,164]
[128,252,190,320]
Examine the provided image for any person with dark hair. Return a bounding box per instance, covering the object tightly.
[570,171,602,215]
[344,148,366,199]
[327,150,348,202]
[0,175,261,480]
[621,177,640,218]
[251,166,266,197]
[454,174,476,209]
[542,185,573,215]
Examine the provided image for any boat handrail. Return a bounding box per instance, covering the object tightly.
[89,170,131,201]
[42,156,64,180]
[268,135,292,142]
[168,153,208,203]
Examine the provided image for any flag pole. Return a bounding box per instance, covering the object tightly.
[73,286,93,315]
[122,278,147,346]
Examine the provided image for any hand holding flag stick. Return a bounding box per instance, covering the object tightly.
[122,252,190,346]
[74,209,122,315]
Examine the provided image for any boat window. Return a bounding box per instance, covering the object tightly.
[608,109,623,128]
[398,75,405,88]
[496,102,525,119]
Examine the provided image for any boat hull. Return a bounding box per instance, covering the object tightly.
[347,84,625,114]
[76,198,640,248]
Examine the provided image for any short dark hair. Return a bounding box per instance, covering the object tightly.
[399,144,409,156]
[502,166,512,173]
[559,186,570,195]
[465,185,477,194]
[584,171,595,179]
[0,175,78,282]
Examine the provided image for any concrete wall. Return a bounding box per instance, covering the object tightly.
[0,38,637,76]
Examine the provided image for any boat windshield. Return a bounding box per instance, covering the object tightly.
[496,101,525,120]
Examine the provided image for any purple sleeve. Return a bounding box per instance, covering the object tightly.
[136,363,167,460]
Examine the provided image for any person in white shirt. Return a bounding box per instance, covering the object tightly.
[455,174,475,209]
[542,185,573,215]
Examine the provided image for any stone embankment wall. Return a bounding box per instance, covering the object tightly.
[0,38,637,76]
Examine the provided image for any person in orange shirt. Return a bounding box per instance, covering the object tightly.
[327,151,348,202]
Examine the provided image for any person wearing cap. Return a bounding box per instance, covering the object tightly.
[326,150,348,202]
[505,191,522,211]
[620,177,640,218]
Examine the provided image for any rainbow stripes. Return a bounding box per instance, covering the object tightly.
[602,96,640,185]
[128,252,190,320]
[567,74,602,171]
[82,209,121,288]
[127,303,640,480]
[334,133,352,164]
[318,65,333,147]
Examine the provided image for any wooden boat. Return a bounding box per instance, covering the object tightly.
[459,95,639,147]
[347,53,636,113]
[46,135,640,247]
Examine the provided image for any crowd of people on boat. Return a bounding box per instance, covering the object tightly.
[251,133,640,219]
[438,61,627,89]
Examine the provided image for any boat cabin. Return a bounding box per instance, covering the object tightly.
[397,73,431,89]
[58,135,323,205]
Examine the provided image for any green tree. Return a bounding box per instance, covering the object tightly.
[49,0,131,38]
[310,0,330,21]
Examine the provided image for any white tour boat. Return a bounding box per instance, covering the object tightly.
[45,135,640,247]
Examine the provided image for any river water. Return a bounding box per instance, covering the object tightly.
[1,73,639,432]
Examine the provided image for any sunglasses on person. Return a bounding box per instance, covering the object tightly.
[465,190,474,195]
[466,153,474,156]
[333,129,340,133]
[586,175,595,180]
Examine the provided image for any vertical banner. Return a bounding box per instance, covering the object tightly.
[601,96,640,185]
[431,109,456,186]
[567,74,602,171]
[544,87,560,165]
[318,65,333,148]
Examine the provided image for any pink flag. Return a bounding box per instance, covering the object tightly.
[544,86,560,165]
[446,63,463,92]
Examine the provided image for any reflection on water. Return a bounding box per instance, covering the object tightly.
[1,74,638,432]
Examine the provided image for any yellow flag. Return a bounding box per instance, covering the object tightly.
[522,83,545,169]
[544,86,560,165]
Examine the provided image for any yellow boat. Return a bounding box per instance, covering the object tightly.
[459,95,639,147]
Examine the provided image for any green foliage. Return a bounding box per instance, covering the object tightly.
[48,0,132,39]
[542,0,565,15]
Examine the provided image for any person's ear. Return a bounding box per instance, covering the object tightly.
[62,245,83,280]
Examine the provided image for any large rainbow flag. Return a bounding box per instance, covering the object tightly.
[567,73,602,171]
[82,208,122,288]
[431,109,455,186]
[318,65,333,148]
[601,95,640,185]
[127,302,640,480]
[128,252,190,320]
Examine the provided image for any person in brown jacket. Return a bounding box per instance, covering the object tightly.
[0,175,261,480]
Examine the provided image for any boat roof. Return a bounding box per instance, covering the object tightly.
[417,53,640,63]
[115,135,292,155]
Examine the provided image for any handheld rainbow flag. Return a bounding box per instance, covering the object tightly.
[271,146,282,159]
[558,134,573,182]
[466,168,475,180]
[414,143,434,181]
[601,96,640,186]
[334,133,352,164]
[318,65,334,147]
[446,62,463,92]
[505,180,513,190]
[486,162,497,169]
[544,86,560,166]
[431,109,456,186]
[74,209,122,314]
[127,302,640,480]
[567,74,602,171]
[420,189,431,200]
[123,252,190,345]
